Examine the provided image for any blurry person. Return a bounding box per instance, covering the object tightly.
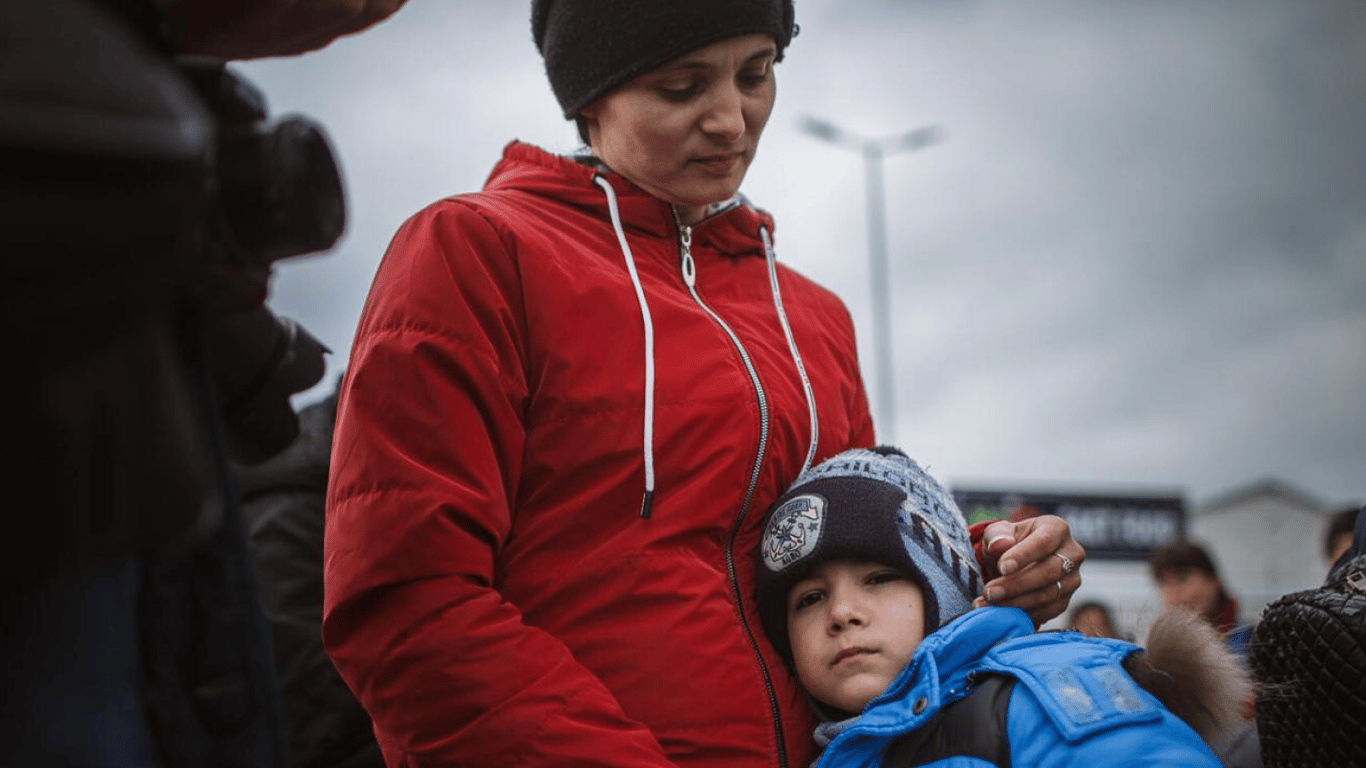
[1324,504,1360,568]
[1150,541,1254,662]
[234,380,385,768]
[1252,505,1365,768]
[1150,542,1263,767]
[1068,599,1125,639]
[1,0,402,765]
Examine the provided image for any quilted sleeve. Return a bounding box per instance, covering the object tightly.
[323,201,677,768]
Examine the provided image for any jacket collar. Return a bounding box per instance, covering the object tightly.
[856,608,1034,731]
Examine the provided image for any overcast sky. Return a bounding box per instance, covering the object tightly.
[237,0,1365,510]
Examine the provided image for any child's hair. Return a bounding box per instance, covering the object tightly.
[754,446,981,665]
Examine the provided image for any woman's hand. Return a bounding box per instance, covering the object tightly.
[972,515,1084,627]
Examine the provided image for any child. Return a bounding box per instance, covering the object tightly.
[756,446,1247,767]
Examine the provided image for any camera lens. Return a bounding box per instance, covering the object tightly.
[257,117,345,262]
[218,115,345,265]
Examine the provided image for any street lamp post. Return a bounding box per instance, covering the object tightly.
[798,116,941,445]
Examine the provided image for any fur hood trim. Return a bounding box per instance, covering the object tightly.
[1124,609,1253,753]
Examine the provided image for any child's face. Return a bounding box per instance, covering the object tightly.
[787,559,926,715]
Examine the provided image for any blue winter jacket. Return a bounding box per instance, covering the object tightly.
[812,607,1222,768]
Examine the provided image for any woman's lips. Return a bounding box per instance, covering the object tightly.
[694,153,742,173]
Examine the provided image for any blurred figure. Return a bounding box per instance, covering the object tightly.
[1251,505,1365,768]
[1324,504,1360,568]
[1,1,403,766]
[1149,541,1254,662]
[1067,599,1125,639]
[234,381,385,768]
[1149,542,1263,768]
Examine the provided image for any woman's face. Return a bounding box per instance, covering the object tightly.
[580,33,778,226]
[1157,568,1222,619]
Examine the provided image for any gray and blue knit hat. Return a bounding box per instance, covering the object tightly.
[755,446,983,664]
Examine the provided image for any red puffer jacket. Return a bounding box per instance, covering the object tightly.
[324,141,876,768]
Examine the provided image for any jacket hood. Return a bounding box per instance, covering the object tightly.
[481,141,817,519]
[486,141,777,256]
[1124,608,1254,754]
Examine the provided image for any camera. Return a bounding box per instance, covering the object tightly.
[179,60,345,305]
[3,0,344,465]
[179,59,344,463]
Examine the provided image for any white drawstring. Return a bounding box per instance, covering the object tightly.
[593,175,656,517]
[762,226,820,476]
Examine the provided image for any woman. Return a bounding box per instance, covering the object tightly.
[1150,541,1254,662]
[323,2,1084,767]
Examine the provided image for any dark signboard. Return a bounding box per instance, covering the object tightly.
[951,488,1186,561]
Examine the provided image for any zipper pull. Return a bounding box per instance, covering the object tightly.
[678,223,696,288]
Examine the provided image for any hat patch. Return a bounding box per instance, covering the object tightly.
[762,493,826,572]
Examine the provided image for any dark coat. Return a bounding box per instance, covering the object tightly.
[235,390,384,768]
[1251,506,1366,768]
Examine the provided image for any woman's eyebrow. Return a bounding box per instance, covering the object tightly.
[746,46,779,63]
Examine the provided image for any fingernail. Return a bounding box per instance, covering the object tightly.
[985,587,1004,603]
[999,559,1018,576]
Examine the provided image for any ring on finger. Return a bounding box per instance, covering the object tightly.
[1054,551,1076,576]
[1054,580,1063,600]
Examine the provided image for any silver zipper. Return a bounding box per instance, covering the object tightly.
[679,223,696,288]
[672,218,769,512]
[673,222,769,506]
[674,212,789,768]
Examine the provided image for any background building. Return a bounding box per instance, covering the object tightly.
[1188,479,1339,617]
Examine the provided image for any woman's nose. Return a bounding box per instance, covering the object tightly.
[700,84,745,141]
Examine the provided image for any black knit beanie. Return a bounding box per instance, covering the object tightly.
[755,447,983,667]
[531,0,797,119]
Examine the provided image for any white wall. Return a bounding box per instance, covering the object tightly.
[1189,492,1333,618]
